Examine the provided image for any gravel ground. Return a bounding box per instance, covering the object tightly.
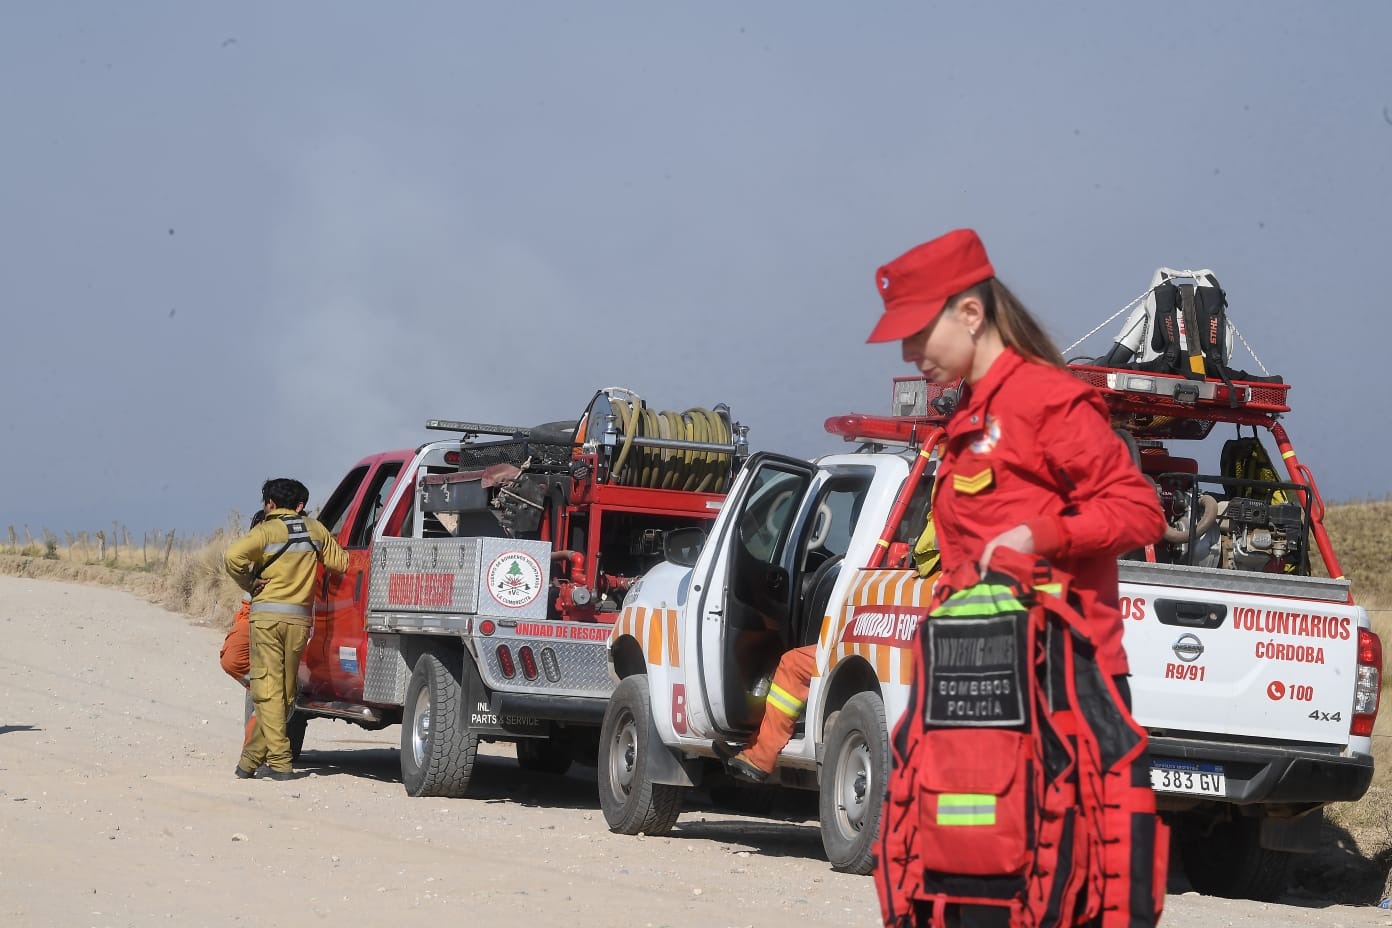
[0,576,1386,927]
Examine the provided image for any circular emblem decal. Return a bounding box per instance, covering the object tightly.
[969,414,1002,454]
[487,551,544,609]
[1171,633,1204,663]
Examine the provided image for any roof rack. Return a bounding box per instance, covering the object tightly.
[1069,364,1290,438]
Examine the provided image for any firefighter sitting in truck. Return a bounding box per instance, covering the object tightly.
[714,495,941,784]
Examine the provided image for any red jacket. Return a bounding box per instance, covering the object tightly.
[933,349,1167,676]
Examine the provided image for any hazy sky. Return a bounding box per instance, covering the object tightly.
[3,2,1390,537]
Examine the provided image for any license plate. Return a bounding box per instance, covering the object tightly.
[1150,759,1225,796]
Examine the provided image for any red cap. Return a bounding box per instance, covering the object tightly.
[867,229,995,343]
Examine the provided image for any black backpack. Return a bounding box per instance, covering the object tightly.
[1097,268,1280,385]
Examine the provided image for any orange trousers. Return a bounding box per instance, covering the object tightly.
[218,600,257,746]
[741,645,815,773]
[219,599,252,680]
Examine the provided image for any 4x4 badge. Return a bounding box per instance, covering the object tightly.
[1172,633,1205,663]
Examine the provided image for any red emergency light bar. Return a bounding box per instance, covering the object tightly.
[825,414,943,445]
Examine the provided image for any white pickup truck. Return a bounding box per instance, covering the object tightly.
[598,366,1379,902]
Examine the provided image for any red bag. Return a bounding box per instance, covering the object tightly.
[875,552,1167,928]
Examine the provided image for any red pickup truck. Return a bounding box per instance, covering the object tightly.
[284,388,748,797]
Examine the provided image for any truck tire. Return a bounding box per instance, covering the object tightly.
[1177,815,1293,902]
[400,653,477,798]
[517,737,573,776]
[286,710,308,762]
[598,675,683,835]
[819,691,888,874]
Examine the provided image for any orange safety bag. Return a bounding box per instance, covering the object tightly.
[875,550,1167,928]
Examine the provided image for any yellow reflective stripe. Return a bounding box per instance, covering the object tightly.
[876,539,890,548]
[932,583,1024,617]
[937,793,997,826]
[1036,582,1062,595]
[766,684,804,718]
[1281,450,1296,459]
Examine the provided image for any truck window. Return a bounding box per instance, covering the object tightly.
[383,483,415,537]
[348,462,403,548]
[806,481,868,561]
[738,468,807,566]
[318,465,369,539]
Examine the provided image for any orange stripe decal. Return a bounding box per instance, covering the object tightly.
[666,610,680,668]
[648,608,664,666]
[633,607,649,662]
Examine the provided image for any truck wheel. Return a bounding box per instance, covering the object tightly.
[1177,815,1293,902]
[400,653,478,798]
[819,691,888,874]
[286,710,308,762]
[598,675,683,835]
[517,737,573,775]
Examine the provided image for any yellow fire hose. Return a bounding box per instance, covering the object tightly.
[606,397,735,493]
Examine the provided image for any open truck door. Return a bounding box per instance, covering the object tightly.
[691,452,816,737]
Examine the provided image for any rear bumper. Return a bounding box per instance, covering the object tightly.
[491,692,609,725]
[1148,735,1373,805]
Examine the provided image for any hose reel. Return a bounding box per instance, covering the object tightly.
[580,387,745,494]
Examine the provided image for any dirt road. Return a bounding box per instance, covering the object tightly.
[0,577,1385,927]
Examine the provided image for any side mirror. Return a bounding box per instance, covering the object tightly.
[663,526,707,568]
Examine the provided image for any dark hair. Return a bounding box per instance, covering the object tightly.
[250,510,266,530]
[951,278,1065,368]
[262,478,310,510]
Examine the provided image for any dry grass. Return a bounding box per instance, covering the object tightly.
[0,515,252,630]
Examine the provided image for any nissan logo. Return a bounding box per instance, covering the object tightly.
[1172,633,1205,663]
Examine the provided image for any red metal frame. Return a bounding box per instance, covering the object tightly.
[853,368,1346,598]
[866,427,945,569]
[1270,421,1345,589]
[1070,365,1290,421]
[551,452,730,623]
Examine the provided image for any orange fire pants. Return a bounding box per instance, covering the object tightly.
[219,599,252,680]
[740,645,816,773]
[219,600,257,746]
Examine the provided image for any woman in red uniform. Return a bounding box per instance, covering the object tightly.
[867,228,1165,685]
[867,229,1168,928]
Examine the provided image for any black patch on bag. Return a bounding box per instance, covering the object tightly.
[924,614,1028,727]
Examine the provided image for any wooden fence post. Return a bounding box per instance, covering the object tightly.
[163,529,177,567]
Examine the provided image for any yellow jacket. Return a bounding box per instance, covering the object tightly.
[225,509,349,626]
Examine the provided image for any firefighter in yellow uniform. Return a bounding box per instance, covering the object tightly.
[225,478,348,780]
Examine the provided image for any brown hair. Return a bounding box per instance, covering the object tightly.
[950,278,1065,368]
